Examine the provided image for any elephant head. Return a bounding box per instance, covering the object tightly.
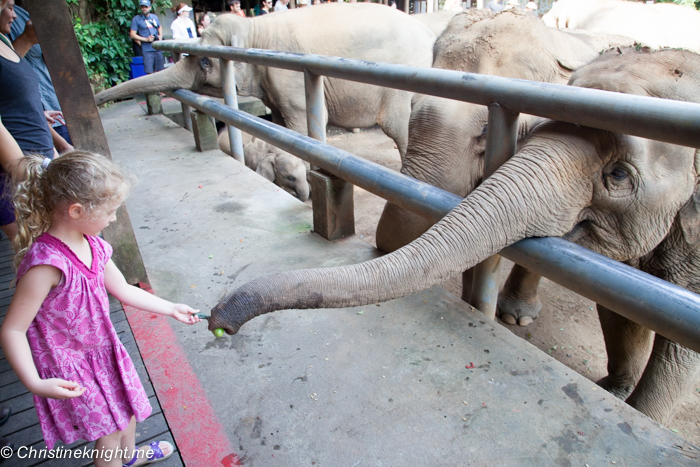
[209,48,700,423]
[94,15,261,105]
[376,10,636,253]
[243,137,311,202]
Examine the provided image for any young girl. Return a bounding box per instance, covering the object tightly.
[0,151,201,466]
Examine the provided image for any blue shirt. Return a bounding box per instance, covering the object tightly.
[9,6,63,126]
[131,13,161,53]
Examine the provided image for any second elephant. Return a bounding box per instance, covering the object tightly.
[376,9,636,324]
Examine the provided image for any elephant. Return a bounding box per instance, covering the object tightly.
[375,9,636,325]
[542,0,700,52]
[412,9,462,37]
[218,129,311,201]
[94,3,436,160]
[207,47,700,426]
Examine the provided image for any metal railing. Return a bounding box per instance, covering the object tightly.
[153,41,700,353]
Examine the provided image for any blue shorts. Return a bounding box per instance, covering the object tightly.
[143,51,164,74]
[0,174,14,226]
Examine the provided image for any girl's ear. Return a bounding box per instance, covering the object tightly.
[67,203,85,220]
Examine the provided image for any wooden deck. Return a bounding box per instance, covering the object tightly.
[0,235,183,467]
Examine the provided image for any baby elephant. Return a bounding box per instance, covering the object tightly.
[218,129,311,202]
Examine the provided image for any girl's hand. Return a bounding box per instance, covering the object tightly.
[170,304,201,325]
[33,379,86,400]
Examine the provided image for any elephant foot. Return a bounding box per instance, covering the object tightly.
[596,375,635,401]
[497,292,542,327]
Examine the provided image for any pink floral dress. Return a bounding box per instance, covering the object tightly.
[16,233,152,450]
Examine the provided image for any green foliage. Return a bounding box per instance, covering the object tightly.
[68,0,172,92]
[655,0,700,10]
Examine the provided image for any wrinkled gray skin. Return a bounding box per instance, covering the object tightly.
[94,4,436,160]
[376,9,636,325]
[209,48,700,425]
[217,129,310,201]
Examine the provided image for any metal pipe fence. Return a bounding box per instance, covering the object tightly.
[153,41,700,353]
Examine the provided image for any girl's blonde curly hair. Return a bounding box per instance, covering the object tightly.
[12,151,133,269]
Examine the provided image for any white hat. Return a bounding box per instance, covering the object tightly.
[526,1,537,7]
[178,5,193,13]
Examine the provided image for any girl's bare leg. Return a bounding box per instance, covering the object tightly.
[120,416,137,464]
[93,429,124,467]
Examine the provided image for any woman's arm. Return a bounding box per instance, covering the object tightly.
[104,259,200,324]
[0,265,85,399]
[49,126,73,155]
[0,119,23,174]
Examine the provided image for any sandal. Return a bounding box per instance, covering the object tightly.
[122,441,174,466]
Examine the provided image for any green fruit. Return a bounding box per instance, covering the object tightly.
[213,328,225,338]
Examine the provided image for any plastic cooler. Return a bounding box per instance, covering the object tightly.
[129,56,145,80]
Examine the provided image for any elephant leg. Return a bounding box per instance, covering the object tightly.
[376,202,434,254]
[625,334,700,425]
[596,305,654,400]
[496,264,542,326]
[377,91,411,161]
[462,268,474,303]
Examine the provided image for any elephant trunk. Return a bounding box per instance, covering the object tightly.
[209,138,594,335]
[94,60,197,105]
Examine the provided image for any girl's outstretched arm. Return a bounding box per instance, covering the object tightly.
[0,265,86,399]
[104,259,201,325]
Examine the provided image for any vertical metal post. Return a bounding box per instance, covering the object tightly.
[304,68,354,241]
[173,52,193,132]
[469,103,519,319]
[220,58,245,163]
[304,69,326,145]
[182,103,193,132]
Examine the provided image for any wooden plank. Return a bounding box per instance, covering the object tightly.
[1,381,29,401]
[0,368,18,387]
[0,407,38,438]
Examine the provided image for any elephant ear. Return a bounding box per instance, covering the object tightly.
[256,154,276,182]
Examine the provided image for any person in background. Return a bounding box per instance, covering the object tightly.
[389,0,397,7]
[274,0,289,11]
[197,12,211,35]
[0,0,71,240]
[130,0,164,74]
[229,0,246,17]
[258,0,272,15]
[0,1,62,160]
[9,4,72,148]
[486,0,504,11]
[526,1,538,14]
[0,118,24,240]
[170,3,196,40]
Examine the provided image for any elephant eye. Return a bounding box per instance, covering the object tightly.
[481,124,488,136]
[287,176,297,182]
[610,167,628,181]
[199,57,212,73]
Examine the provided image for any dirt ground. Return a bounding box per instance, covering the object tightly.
[322,126,700,446]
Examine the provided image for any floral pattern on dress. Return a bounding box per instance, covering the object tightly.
[17,233,152,450]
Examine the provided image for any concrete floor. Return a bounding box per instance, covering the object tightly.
[101,98,699,466]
